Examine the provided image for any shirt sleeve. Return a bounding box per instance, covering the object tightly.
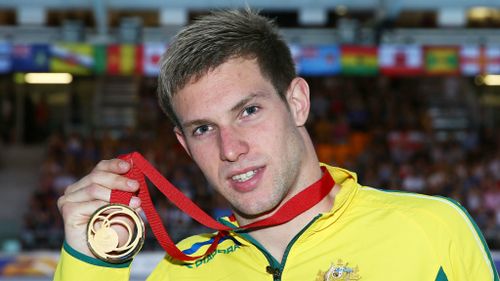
[439,198,499,281]
[53,241,132,281]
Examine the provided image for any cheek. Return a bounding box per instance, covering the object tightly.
[255,113,295,149]
[188,141,218,172]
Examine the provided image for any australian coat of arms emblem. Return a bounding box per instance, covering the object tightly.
[316,259,361,281]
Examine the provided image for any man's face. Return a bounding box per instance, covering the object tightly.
[172,58,309,219]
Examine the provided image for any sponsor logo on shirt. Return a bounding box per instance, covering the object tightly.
[183,244,241,268]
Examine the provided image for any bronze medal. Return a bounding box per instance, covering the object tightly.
[87,204,145,264]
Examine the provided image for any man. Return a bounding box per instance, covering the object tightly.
[54,9,498,281]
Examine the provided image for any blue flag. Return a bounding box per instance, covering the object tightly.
[12,44,50,72]
[296,45,341,75]
[0,42,11,73]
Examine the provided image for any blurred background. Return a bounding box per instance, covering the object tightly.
[0,0,499,279]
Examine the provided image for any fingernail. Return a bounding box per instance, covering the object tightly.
[130,197,141,207]
[119,161,130,170]
[127,180,139,189]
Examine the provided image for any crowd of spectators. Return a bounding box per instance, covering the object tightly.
[21,76,500,251]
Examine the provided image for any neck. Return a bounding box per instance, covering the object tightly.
[235,129,324,226]
[234,130,338,262]
[244,183,339,263]
[233,162,340,263]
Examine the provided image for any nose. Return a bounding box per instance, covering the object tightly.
[218,126,249,162]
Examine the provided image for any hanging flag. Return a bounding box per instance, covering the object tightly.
[340,46,378,75]
[135,44,144,75]
[50,43,93,75]
[457,45,500,75]
[143,43,166,76]
[288,43,301,73]
[379,44,423,76]
[93,44,107,75]
[106,44,142,75]
[460,45,483,76]
[296,45,341,76]
[485,46,500,74]
[0,42,11,73]
[11,44,50,72]
[424,46,459,75]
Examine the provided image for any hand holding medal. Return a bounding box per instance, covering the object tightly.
[85,152,335,264]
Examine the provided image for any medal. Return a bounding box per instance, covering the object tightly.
[87,152,335,263]
[87,204,145,264]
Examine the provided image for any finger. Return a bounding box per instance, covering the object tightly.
[65,170,139,195]
[94,158,131,174]
[60,200,109,226]
[59,185,142,208]
[64,159,132,193]
[61,184,112,204]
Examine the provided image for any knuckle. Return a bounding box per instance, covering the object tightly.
[56,196,65,210]
[59,201,75,218]
[63,184,73,195]
[88,171,102,183]
[87,184,104,198]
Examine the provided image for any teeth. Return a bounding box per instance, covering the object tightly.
[232,170,257,182]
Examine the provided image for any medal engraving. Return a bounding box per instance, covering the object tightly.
[87,204,145,263]
[93,227,119,253]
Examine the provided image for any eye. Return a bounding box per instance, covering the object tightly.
[241,105,260,118]
[192,124,213,136]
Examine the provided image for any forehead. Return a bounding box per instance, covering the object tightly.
[171,58,277,123]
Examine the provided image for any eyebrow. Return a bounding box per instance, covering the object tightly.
[180,91,270,131]
[230,92,265,113]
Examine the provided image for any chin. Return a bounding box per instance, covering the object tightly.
[233,200,279,220]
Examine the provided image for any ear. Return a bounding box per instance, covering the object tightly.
[285,77,310,126]
[174,126,192,158]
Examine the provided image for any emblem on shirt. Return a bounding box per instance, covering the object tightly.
[316,259,361,281]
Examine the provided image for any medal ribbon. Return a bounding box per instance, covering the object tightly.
[110,152,335,261]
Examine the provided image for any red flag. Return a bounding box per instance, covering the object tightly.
[106,44,141,75]
[379,45,423,76]
[107,45,120,75]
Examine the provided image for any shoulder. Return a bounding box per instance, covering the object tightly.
[356,187,475,231]
[358,186,461,212]
[354,189,499,280]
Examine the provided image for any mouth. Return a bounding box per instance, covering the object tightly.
[227,166,265,192]
[231,169,259,182]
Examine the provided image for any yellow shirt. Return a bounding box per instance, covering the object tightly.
[54,165,499,281]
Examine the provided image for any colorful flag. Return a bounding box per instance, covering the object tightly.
[458,45,500,75]
[93,45,107,75]
[485,46,500,74]
[50,43,93,75]
[288,43,301,70]
[424,46,459,75]
[143,43,167,76]
[460,45,483,76]
[0,42,11,73]
[379,44,423,76]
[296,45,341,75]
[341,46,378,75]
[11,44,50,72]
[106,44,142,75]
[135,44,144,75]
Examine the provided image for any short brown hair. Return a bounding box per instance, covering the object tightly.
[157,9,296,128]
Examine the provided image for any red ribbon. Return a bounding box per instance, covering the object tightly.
[111,152,335,261]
